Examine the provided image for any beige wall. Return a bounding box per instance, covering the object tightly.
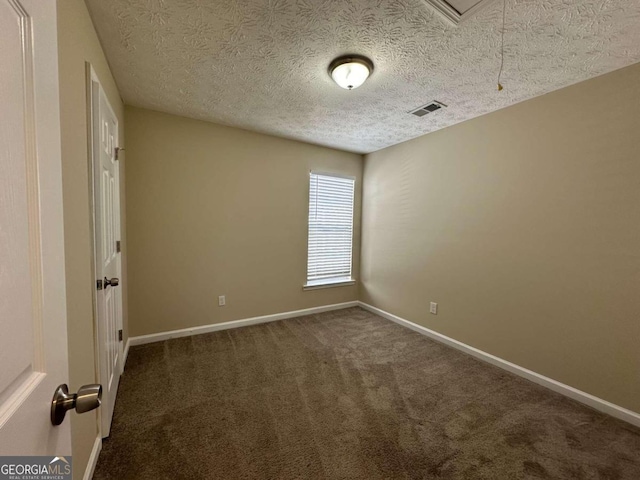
[57,1,128,477]
[361,63,640,413]
[125,107,362,337]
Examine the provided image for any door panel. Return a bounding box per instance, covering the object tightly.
[0,0,36,398]
[0,0,71,454]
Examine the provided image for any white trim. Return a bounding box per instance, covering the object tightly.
[129,301,359,347]
[82,435,102,480]
[123,337,130,370]
[309,170,356,181]
[358,302,640,428]
[303,278,356,290]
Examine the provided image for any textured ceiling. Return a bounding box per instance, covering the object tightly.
[86,0,640,154]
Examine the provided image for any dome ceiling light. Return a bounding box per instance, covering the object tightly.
[329,55,374,90]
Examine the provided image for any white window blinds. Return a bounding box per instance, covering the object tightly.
[306,172,355,286]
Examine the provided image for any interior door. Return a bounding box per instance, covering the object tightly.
[0,0,71,455]
[91,77,123,438]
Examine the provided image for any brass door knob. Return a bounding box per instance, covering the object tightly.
[104,277,119,288]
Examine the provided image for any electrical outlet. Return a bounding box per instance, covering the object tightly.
[430,302,438,315]
[218,295,226,307]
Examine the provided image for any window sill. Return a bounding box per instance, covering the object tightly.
[303,278,356,291]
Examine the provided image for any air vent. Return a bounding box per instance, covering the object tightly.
[423,0,497,26]
[409,101,447,117]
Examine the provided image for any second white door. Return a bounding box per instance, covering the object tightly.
[91,71,123,438]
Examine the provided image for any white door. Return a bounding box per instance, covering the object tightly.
[91,74,123,438]
[0,0,71,455]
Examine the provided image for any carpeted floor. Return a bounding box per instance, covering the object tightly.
[94,307,640,479]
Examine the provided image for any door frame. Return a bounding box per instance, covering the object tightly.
[86,63,124,437]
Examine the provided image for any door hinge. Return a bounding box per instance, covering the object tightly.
[114,147,124,160]
[96,279,103,290]
[116,240,121,253]
[118,329,123,342]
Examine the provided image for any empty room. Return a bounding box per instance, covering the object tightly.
[1,0,639,479]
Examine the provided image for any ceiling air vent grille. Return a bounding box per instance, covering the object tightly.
[409,101,447,117]
[423,0,498,26]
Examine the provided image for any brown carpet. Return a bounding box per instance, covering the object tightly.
[94,307,640,479]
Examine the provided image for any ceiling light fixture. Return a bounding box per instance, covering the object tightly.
[329,55,374,90]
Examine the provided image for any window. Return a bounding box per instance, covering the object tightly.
[305,172,355,289]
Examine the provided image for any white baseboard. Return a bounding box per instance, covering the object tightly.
[82,435,102,480]
[122,337,130,369]
[358,302,640,428]
[129,301,359,347]
[125,299,639,427]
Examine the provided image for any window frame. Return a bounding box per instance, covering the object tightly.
[303,171,356,290]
